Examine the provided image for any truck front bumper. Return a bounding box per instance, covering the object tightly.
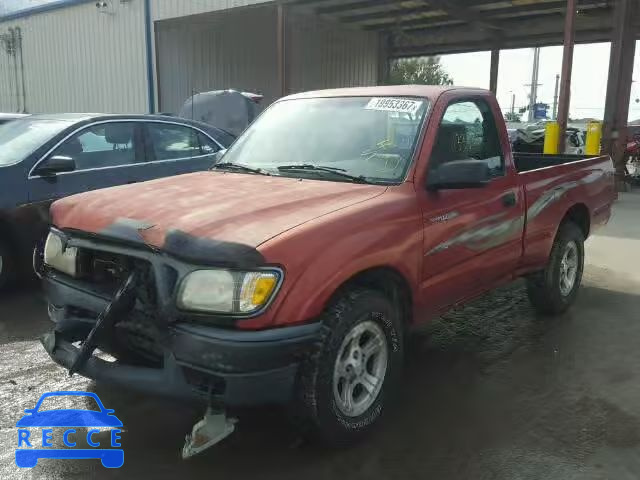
[42,275,321,406]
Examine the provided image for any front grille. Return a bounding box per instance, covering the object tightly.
[74,246,165,366]
[77,249,136,295]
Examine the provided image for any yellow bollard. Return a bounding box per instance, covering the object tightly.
[543,121,560,155]
[585,121,602,155]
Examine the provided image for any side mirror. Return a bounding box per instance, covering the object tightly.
[36,155,76,176]
[427,159,491,191]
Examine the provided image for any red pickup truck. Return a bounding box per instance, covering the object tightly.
[40,86,616,445]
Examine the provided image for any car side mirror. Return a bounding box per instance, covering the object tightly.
[427,159,491,191]
[36,155,76,176]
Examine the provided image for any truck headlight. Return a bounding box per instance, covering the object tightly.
[43,232,78,277]
[177,269,280,314]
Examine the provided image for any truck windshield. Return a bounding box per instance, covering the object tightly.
[219,96,429,184]
[0,118,73,167]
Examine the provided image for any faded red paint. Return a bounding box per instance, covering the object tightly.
[50,86,616,331]
[50,172,387,248]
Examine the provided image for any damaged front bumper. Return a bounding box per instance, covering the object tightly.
[42,260,320,407]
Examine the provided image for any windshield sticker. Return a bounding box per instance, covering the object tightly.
[365,98,423,114]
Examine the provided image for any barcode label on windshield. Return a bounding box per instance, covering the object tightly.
[365,98,423,114]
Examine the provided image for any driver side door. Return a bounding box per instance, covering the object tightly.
[28,121,144,204]
[416,97,524,316]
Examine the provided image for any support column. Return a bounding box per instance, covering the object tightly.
[556,0,576,153]
[378,33,391,85]
[489,49,499,94]
[602,0,637,186]
[277,3,288,98]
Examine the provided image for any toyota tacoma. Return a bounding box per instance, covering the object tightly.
[39,86,616,444]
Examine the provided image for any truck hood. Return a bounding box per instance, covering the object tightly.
[51,171,386,249]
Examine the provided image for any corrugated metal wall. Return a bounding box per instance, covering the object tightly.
[155,5,279,113]
[287,11,379,93]
[0,0,379,114]
[151,0,271,21]
[0,0,148,113]
[155,5,380,113]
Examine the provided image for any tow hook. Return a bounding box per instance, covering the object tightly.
[182,405,237,459]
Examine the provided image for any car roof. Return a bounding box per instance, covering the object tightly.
[26,113,178,122]
[24,113,227,131]
[0,112,29,120]
[281,85,484,102]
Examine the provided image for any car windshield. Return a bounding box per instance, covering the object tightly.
[219,96,429,184]
[0,118,73,166]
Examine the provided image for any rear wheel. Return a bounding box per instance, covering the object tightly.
[291,288,404,445]
[527,222,585,315]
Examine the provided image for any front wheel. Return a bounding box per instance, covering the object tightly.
[527,222,585,315]
[291,288,404,445]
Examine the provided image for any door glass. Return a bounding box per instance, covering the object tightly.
[146,123,219,161]
[50,122,138,170]
[430,100,504,177]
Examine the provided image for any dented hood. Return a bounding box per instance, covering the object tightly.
[51,172,386,249]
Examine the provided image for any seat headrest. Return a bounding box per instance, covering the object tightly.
[104,124,132,145]
[431,123,468,166]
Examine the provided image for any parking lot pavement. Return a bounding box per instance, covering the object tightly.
[1,193,640,479]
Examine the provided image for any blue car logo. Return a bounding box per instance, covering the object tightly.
[15,391,124,468]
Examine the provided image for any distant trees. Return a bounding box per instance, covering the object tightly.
[504,111,522,122]
[388,57,454,86]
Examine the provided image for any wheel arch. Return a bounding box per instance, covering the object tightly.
[561,203,590,239]
[327,266,414,329]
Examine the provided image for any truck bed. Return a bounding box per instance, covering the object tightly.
[513,152,592,173]
[515,152,615,272]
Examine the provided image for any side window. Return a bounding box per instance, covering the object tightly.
[429,100,504,177]
[51,122,138,170]
[146,123,219,161]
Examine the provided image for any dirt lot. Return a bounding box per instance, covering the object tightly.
[1,193,640,479]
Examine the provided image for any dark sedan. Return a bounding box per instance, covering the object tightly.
[0,114,234,289]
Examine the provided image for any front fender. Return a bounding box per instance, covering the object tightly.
[264,220,422,328]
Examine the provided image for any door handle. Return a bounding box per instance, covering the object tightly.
[502,192,517,207]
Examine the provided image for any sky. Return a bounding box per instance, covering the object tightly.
[439,42,640,122]
[0,0,52,15]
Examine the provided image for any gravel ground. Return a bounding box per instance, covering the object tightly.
[1,193,639,479]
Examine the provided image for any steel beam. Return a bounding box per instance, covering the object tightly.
[489,49,499,94]
[277,3,288,97]
[391,9,628,57]
[556,0,576,153]
[421,0,503,31]
[355,0,608,28]
[602,0,638,185]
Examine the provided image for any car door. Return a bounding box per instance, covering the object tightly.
[415,96,525,315]
[139,121,221,180]
[28,121,145,203]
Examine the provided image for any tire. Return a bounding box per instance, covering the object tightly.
[291,288,404,445]
[0,236,16,292]
[527,221,585,315]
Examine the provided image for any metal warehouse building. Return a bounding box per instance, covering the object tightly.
[0,0,383,114]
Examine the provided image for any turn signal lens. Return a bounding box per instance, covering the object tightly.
[239,272,279,313]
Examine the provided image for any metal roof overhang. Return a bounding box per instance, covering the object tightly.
[284,0,640,57]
